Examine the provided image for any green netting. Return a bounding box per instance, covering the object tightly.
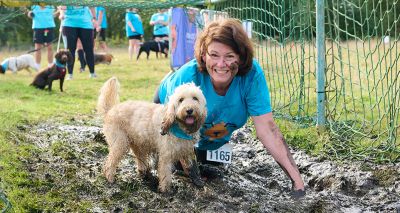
[1,0,206,9]
[213,0,399,162]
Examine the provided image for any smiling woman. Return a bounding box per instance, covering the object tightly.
[153,18,306,198]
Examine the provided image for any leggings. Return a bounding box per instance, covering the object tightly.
[63,26,94,74]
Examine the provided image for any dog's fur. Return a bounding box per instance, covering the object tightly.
[94,53,113,65]
[0,54,39,74]
[97,77,207,192]
[30,49,72,92]
[137,40,169,60]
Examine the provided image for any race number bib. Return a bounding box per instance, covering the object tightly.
[206,143,233,164]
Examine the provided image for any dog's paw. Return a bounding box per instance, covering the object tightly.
[103,167,116,183]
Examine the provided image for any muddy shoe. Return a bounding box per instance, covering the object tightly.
[199,164,224,180]
[290,189,306,199]
[187,163,205,188]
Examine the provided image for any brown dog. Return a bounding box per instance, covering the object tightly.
[94,53,113,65]
[97,77,207,192]
[30,49,72,92]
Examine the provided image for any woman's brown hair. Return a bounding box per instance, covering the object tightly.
[194,18,254,75]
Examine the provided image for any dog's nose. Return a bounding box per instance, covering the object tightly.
[186,109,193,115]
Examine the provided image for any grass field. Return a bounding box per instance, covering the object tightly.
[0,47,172,211]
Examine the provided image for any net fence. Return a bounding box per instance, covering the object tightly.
[214,0,399,162]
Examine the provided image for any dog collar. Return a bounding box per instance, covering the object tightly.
[54,60,66,68]
[169,123,193,140]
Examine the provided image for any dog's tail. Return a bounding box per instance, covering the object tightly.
[97,77,120,116]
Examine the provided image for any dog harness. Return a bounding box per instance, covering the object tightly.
[54,60,66,78]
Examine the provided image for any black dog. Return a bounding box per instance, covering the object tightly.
[137,40,169,60]
[31,49,72,92]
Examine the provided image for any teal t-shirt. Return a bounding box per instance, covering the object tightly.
[96,7,107,29]
[31,5,55,29]
[63,6,93,29]
[150,12,169,36]
[125,12,144,37]
[158,59,272,150]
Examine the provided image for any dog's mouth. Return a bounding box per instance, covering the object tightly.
[176,115,202,134]
[60,56,69,64]
[185,116,195,125]
[178,115,196,126]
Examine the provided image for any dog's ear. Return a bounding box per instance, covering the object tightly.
[160,98,176,135]
[54,51,62,62]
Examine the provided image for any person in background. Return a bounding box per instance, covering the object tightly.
[149,8,169,42]
[94,6,109,53]
[76,39,86,72]
[27,4,56,69]
[59,6,98,79]
[154,18,306,198]
[125,8,143,60]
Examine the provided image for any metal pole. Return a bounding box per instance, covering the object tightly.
[316,0,326,129]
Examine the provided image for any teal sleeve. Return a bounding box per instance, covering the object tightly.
[246,60,272,116]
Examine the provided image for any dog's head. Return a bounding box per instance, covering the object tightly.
[55,49,73,65]
[161,83,207,135]
[94,53,113,65]
[103,53,113,64]
[162,41,169,54]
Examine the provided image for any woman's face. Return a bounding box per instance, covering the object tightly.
[203,42,240,87]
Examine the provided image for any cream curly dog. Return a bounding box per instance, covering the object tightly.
[97,77,207,192]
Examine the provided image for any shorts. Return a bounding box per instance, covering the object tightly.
[94,28,106,42]
[128,35,142,40]
[33,28,55,44]
[153,34,168,39]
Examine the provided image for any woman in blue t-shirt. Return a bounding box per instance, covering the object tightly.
[59,6,98,79]
[27,5,56,69]
[155,18,305,198]
[125,8,144,60]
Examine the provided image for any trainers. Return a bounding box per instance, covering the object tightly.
[199,164,224,180]
[89,73,97,78]
[66,74,73,80]
[79,67,85,73]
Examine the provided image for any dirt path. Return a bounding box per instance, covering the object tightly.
[17,118,400,212]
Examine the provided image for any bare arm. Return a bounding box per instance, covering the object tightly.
[252,113,305,190]
[127,21,136,32]
[89,7,98,29]
[96,10,103,32]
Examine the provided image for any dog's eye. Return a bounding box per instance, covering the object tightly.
[193,97,198,101]
[179,98,184,103]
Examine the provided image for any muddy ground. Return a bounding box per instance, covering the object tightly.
[9,117,400,212]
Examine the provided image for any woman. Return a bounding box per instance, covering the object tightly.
[59,6,97,79]
[27,4,56,69]
[125,8,144,60]
[155,18,305,197]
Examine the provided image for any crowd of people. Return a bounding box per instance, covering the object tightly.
[27,6,170,78]
[25,5,306,198]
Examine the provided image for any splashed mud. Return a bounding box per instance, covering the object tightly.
[14,118,400,212]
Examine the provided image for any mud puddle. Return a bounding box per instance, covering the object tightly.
[14,118,400,212]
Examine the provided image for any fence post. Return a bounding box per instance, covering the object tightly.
[316,0,326,130]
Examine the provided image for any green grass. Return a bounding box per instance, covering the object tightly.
[0,47,169,212]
